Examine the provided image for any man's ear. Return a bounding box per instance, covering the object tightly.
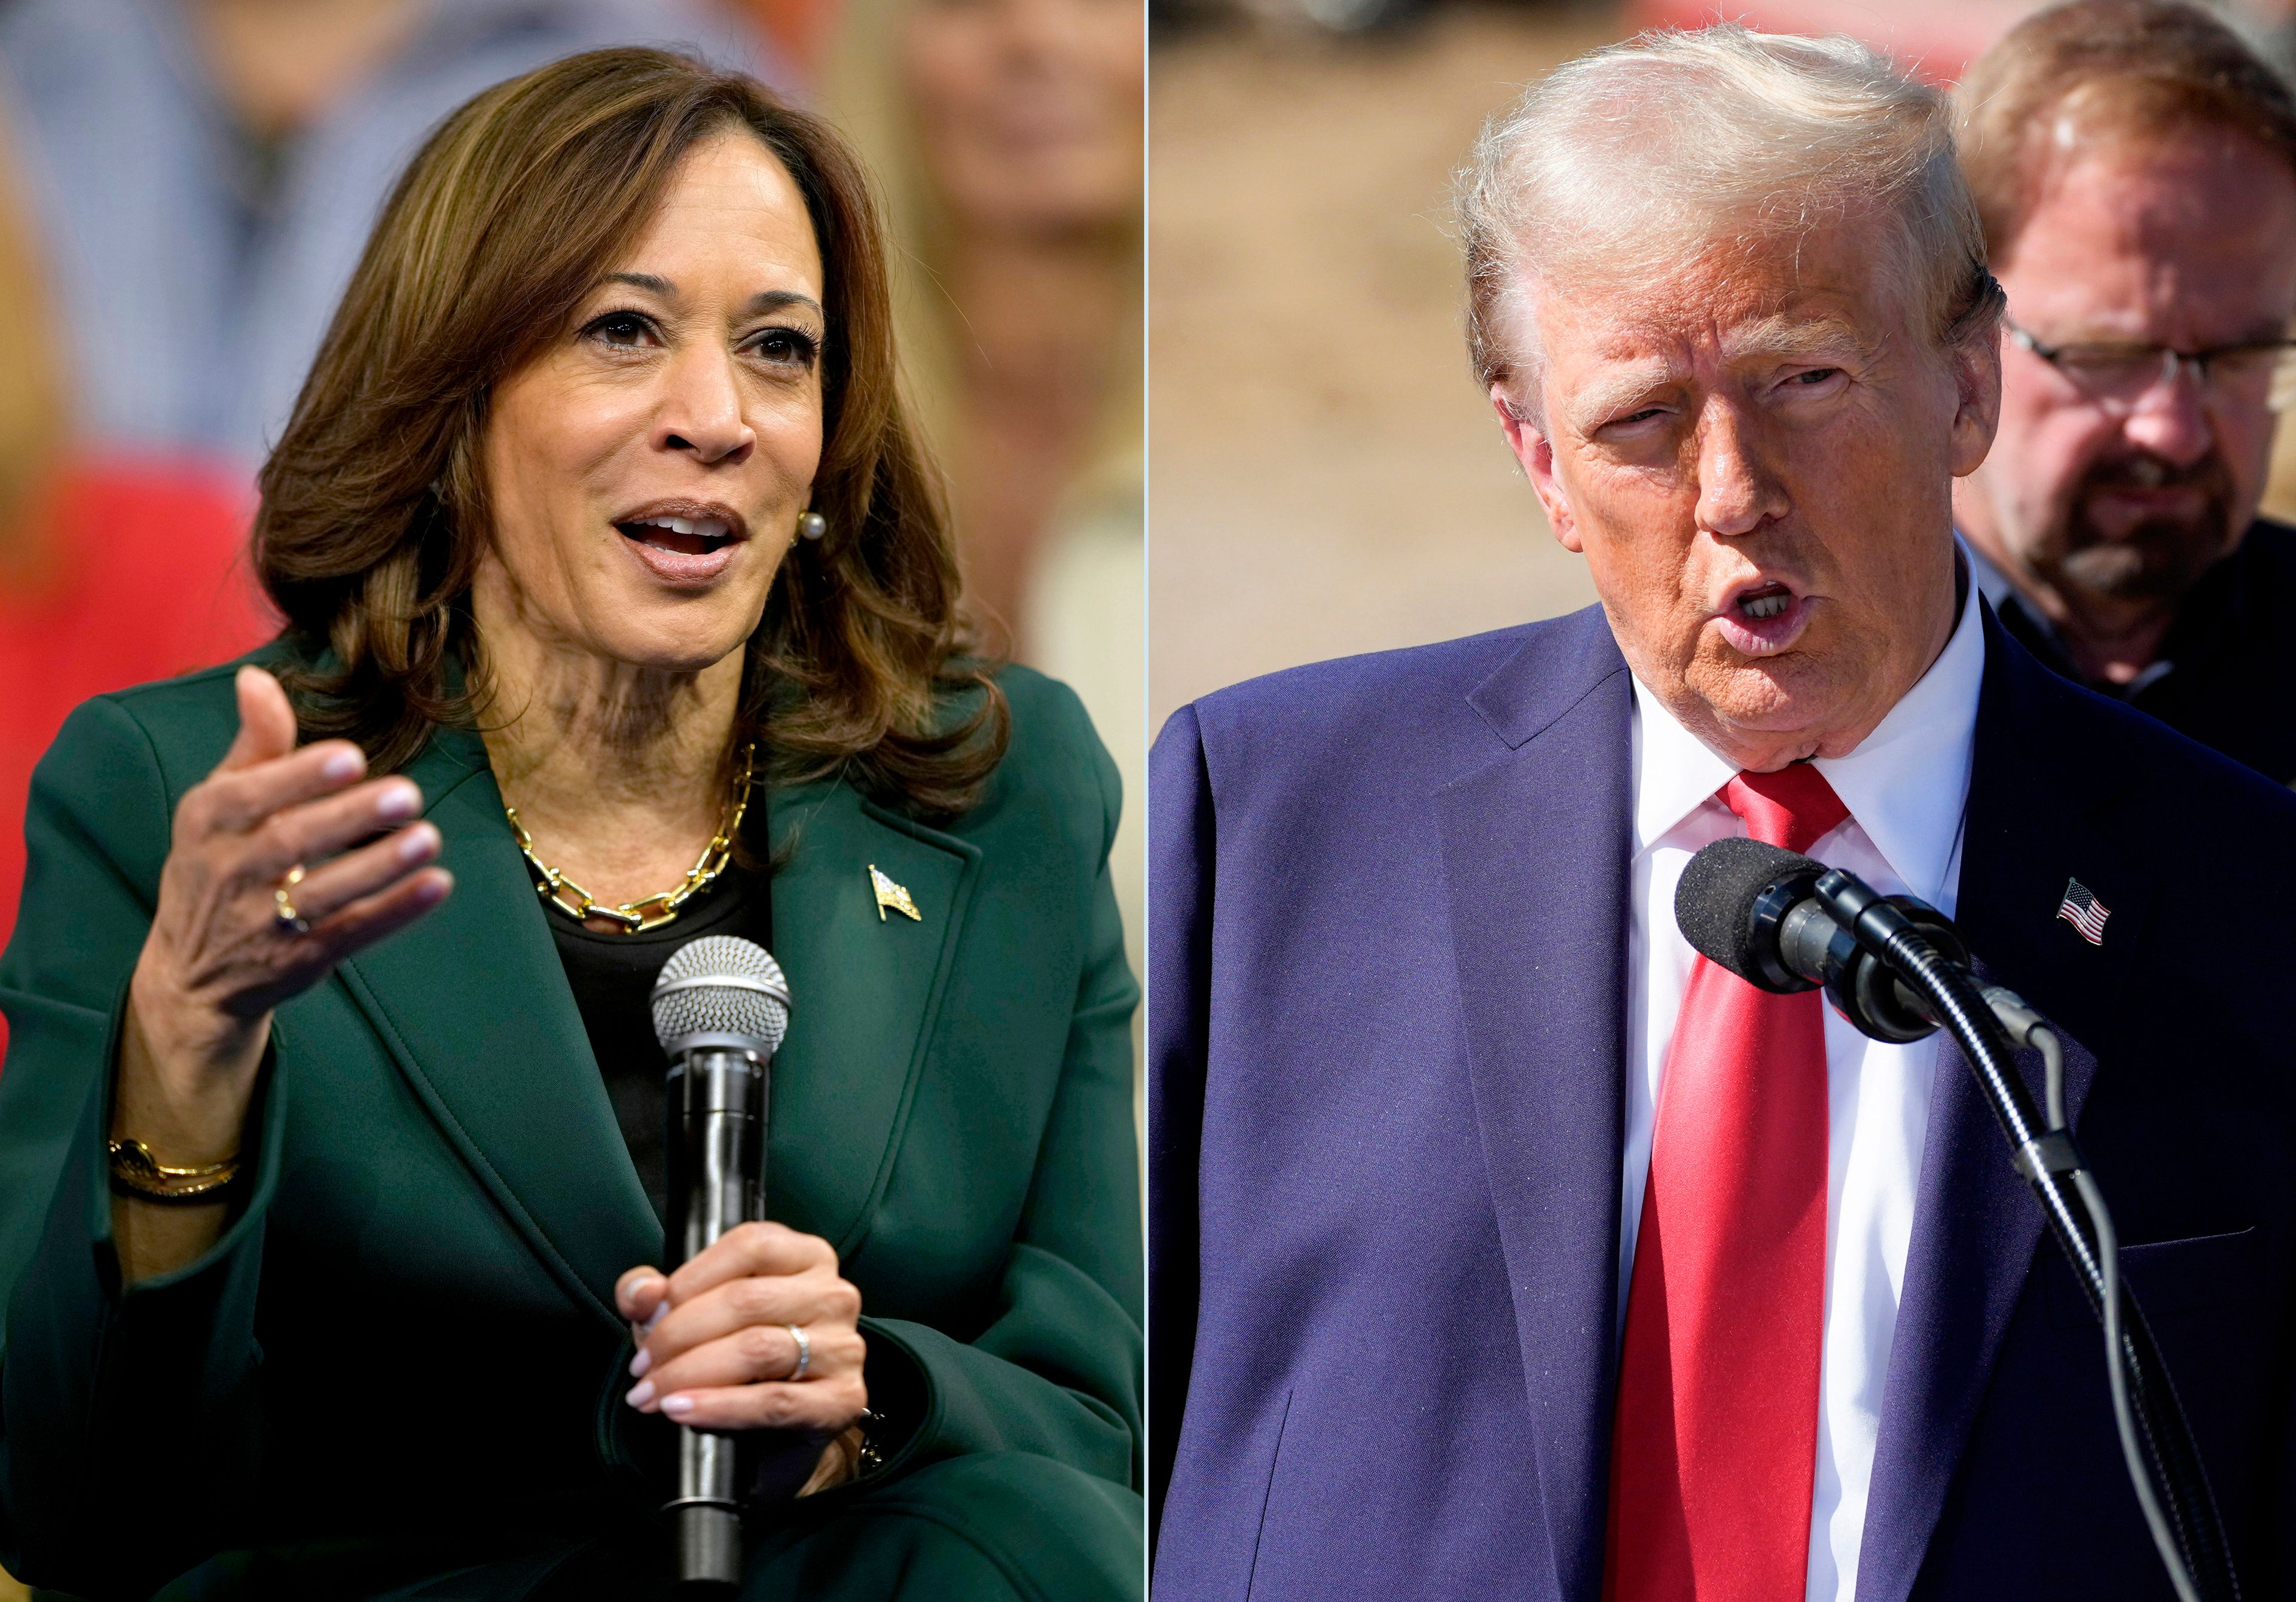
[1946,325,2003,479]
[1492,383,1583,553]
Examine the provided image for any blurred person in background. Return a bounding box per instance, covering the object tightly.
[826,0,1144,1021]
[725,0,846,83]
[1953,0,2296,784]
[0,0,777,472]
[0,109,270,1069]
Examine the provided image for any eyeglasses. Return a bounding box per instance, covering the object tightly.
[2006,319,2296,414]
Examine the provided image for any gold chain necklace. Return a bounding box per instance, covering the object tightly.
[507,744,754,934]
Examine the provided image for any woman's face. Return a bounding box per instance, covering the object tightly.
[900,0,1143,238]
[478,130,826,676]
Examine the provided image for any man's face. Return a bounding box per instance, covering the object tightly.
[1494,218,1998,770]
[1960,130,2296,612]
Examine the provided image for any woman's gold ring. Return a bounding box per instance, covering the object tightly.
[274,865,311,935]
[786,1323,811,1381]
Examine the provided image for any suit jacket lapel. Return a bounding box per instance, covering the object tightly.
[1857,615,2152,1602]
[332,735,980,1331]
[1434,611,1634,1602]
[335,727,654,1333]
[758,780,980,1256]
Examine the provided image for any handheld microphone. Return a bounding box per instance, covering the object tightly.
[650,935,792,1591]
[1673,837,2236,1602]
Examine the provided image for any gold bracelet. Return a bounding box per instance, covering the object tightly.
[108,1137,240,1204]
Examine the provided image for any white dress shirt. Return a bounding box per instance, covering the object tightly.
[1619,575,1985,1602]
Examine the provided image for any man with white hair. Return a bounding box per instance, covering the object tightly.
[1150,25,2296,1602]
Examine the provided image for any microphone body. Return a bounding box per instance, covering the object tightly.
[651,936,793,1590]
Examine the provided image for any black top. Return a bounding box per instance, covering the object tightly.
[1984,517,2296,786]
[541,853,774,1228]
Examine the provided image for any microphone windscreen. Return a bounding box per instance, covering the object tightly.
[651,935,791,1057]
[1675,837,1815,981]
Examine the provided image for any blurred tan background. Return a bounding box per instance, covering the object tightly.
[1149,0,2296,733]
[1150,5,1605,731]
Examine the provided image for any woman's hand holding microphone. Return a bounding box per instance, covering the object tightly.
[616,1221,871,1496]
[113,666,451,1280]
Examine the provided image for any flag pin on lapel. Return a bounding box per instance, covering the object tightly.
[2056,877,2110,945]
[869,864,921,923]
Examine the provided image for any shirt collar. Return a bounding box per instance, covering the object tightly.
[1629,662,1740,858]
[1961,535,2022,620]
[1629,564,1986,908]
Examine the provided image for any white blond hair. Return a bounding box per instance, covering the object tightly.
[1457,26,2001,413]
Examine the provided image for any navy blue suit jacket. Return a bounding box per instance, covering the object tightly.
[1149,604,2296,1600]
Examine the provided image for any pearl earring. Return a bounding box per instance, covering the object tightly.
[797,511,827,542]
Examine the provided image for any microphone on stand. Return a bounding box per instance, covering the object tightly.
[1672,835,1973,1042]
[1674,838,2235,1602]
[650,935,792,1591]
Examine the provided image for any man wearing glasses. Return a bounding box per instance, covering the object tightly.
[1954,0,2296,785]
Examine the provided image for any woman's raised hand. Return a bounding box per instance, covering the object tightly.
[117,666,452,1177]
[616,1222,869,1484]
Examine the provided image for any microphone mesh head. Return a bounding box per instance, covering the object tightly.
[1675,836,1815,981]
[651,935,790,1056]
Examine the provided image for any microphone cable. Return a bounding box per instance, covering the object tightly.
[1843,891,2236,1602]
[1986,990,2205,1602]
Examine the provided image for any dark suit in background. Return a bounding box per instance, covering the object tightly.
[1150,604,2296,1600]
[1978,517,2296,787]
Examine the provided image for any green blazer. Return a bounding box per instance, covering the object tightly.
[0,649,1141,1599]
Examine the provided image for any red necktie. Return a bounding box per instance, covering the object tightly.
[1604,763,1849,1602]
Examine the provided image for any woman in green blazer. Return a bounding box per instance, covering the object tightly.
[0,49,1140,1602]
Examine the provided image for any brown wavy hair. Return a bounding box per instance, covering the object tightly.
[1958,0,2296,269]
[254,48,1005,817]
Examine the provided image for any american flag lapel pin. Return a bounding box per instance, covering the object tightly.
[2056,877,2110,945]
[869,864,921,923]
